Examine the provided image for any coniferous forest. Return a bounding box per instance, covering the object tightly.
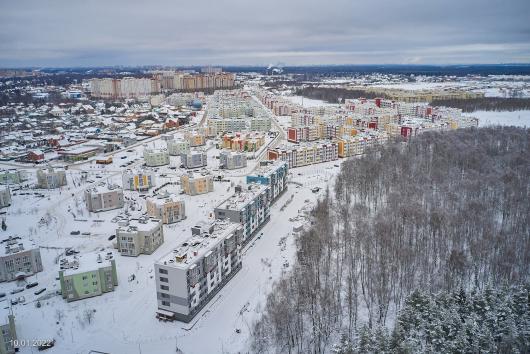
[251,127,530,353]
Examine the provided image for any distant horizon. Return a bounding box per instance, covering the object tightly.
[2,63,530,70]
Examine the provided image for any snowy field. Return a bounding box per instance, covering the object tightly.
[468,110,530,127]
[283,95,338,107]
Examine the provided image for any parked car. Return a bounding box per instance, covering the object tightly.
[10,287,24,294]
[70,230,81,235]
[26,282,39,289]
[34,288,46,296]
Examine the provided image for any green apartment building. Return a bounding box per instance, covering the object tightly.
[59,253,118,302]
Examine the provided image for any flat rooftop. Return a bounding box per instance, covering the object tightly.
[85,183,122,194]
[157,220,240,270]
[146,194,183,206]
[116,217,161,233]
[0,236,38,257]
[216,183,269,211]
[249,160,287,177]
[59,249,115,277]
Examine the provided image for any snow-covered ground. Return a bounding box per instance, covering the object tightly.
[467,110,530,127]
[284,95,338,107]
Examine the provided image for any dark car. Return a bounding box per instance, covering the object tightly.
[34,288,46,296]
[108,234,116,241]
[26,282,39,289]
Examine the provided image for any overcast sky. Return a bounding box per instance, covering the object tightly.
[1,0,529,67]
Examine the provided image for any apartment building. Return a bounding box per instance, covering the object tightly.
[0,170,24,185]
[58,251,118,302]
[166,139,190,156]
[116,217,164,256]
[185,131,206,147]
[267,142,338,169]
[146,194,186,224]
[0,308,17,354]
[0,237,43,282]
[250,117,272,132]
[222,132,265,152]
[287,125,322,143]
[143,148,170,167]
[84,185,124,212]
[155,220,243,322]
[219,151,247,170]
[181,150,207,169]
[89,77,160,99]
[214,183,271,244]
[36,167,67,189]
[207,118,247,136]
[246,161,288,203]
[0,187,10,209]
[122,169,155,191]
[180,173,214,196]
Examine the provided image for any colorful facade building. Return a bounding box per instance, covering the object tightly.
[180,173,214,196]
[146,194,186,224]
[116,217,164,257]
[122,169,155,191]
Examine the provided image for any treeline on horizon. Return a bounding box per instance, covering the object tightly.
[251,126,530,353]
[295,86,530,112]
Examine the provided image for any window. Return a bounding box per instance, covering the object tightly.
[161,301,170,306]
[159,277,168,283]
[160,285,169,291]
[160,293,169,298]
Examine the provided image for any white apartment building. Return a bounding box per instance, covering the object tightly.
[0,237,43,282]
[219,151,247,170]
[143,148,170,167]
[181,150,207,169]
[84,185,124,212]
[155,220,243,322]
[116,217,164,257]
[166,140,190,156]
[36,167,67,189]
[122,169,155,191]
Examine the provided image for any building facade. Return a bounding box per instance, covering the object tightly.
[116,217,164,256]
[180,173,214,196]
[246,161,288,203]
[0,309,17,354]
[267,142,339,169]
[0,187,10,209]
[36,167,67,189]
[166,140,190,156]
[0,237,43,282]
[146,195,186,224]
[155,220,243,322]
[122,169,155,191]
[214,184,271,244]
[59,253,118,302]
[219,151,247,170]
[181,150,207,169]
[84,185,124,212]
[143,148,170,167]
[0,170,24,185]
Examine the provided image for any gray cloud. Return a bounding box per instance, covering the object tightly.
[0,0,529,67]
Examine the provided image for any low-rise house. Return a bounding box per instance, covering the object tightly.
[59,251,118,302]
[116,217,164,256]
